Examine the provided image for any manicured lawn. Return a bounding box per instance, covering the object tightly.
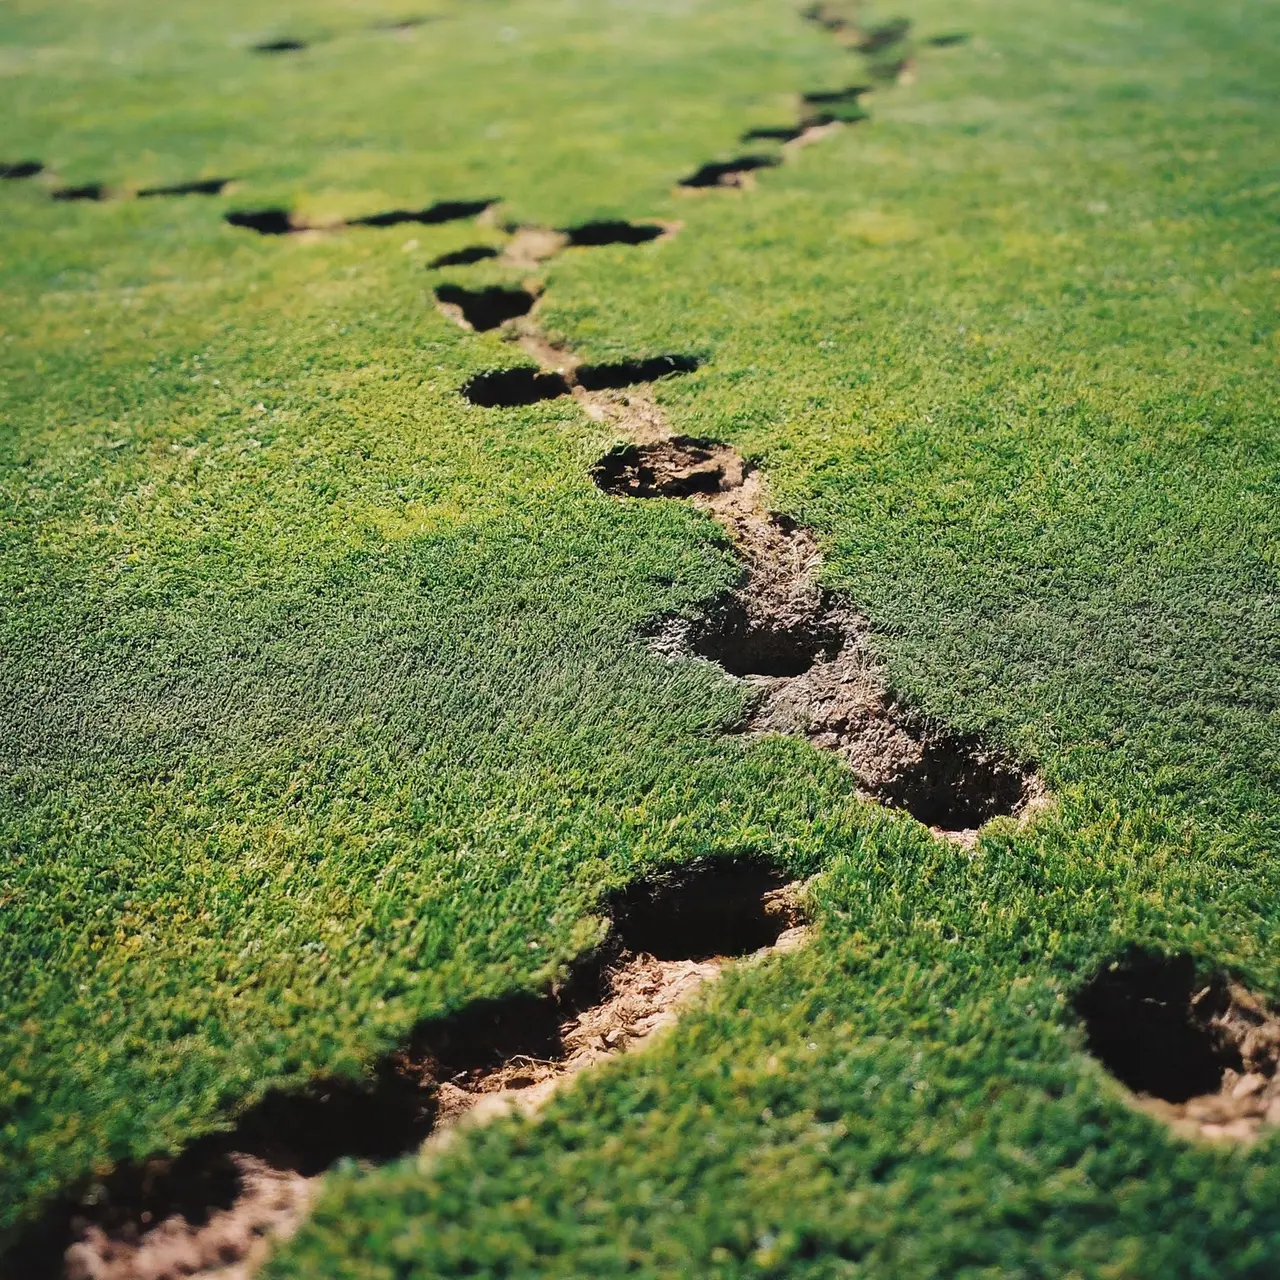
[2,0,1279,1273]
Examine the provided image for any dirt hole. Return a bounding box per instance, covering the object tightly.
[688,601,844,679]
[429,245,499,268]
[1075,949,1280,1141]
[462,367,571,407]
[802,86,870,107]
[741,125,806,143]
[347,199,494,228]
[679,156,779,189]
[435,284,536,332]
[5,862,805,1279]
[1,160,43,179]
[608,857,799,960]
[576,354,700,391]
[253,38,307,53]
[592,437,748,499]
[225,208,296,235]
[138,178,232,198]
[52,184,105,202]
[561,220,665,247]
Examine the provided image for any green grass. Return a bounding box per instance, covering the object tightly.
[2,0,1279,1272]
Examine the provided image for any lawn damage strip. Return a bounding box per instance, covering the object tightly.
[4,862,808,1280]
[1076,948,1280,1143]
[225,199,497,237]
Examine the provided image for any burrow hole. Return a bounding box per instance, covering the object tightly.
[679,156,779,189]
[802,85,870,107]
[52,184,106,202]
[138,178,232,198]
[435,284,536,332]
[741,125,807,144]
[225,208,295,235]
[4,858,803,1279]
[561,220,666,247]
[462,367,571,407]
[347,199,495,228]
[253,38,307,53]
[689,599,845,678]
[592,437,747,499]
[429,245,499,268]
[576,354,700,390]
[1075,950,1241,1103]
[1,160,43,179]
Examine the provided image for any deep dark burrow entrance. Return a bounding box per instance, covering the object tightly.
[138,178,232,197]
[561,220,665,247]
[348,199,495,228]
[429,245,499,268]
[225,207,295,235]
[1,160,43,179]
[253,38,307,52]
[679,155,779,188]
[609,857,798,961]
[591,437,744,499]
[435,284,536,331]
[802,85,870,107]
[872,723,1037,831]
[576,354,700,391]
[1074,950,1240,1103]
[690,602,844,678]
[462,367,571,407]
[741,125,807,143]
[52,184,105,202]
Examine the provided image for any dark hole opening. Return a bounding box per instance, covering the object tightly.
[1075,950,1237,1103]
[253,38,307,53]
[225,207,295,235]
[348,199,494,228]
[52,184,105,202]
[435,284,535,331]
[679,155,779,189]
[925,32,968,46]
[575,354,699,391]
[462,367,571,407]
[1,160,43,180]
[871,726,1035,830]
[741,125,806,143]
[690,603,843,678]
[609,857,795,960]
[591,437,741,499]
[429,245,499,268]
[138,178,232,198]
[802,85,870,106]
[561,220,665,247]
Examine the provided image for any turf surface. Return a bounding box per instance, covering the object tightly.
[2,0,1279,1273]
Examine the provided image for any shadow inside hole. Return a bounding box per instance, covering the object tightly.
[679,156,779,188]
[462,367,571,407]
[870,723,1037,830]
[802,85,870,106]
[254,38,307,52]
[609,857,795,960]
[138,178,232,197]
[576,354,699,391]
[347,199,494,228]
[591,437,743,499]
[690,600,843,678]
[1075,950,1238,1103]
[561,220,665,247]
[1,160,43,179]
[429,245,499,268]
[741,125,806,143]
[52,184,105,202]
[435,284,535,331]
[225,207,295,235]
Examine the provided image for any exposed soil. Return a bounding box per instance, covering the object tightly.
[253,39,306,53]
[137,178,231,198]
[53,184,106,202]
[591,438,749,500]
[1076,949,1280,1143]
[435,284,537,332]
[224,208,297,236]
[1,160,43,179]
[9,861,808,1280]
[428,245,500,268]
[679,155,779,189]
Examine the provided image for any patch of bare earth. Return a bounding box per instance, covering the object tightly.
[1077,950,1280,1143]
[16,863,807,1280]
